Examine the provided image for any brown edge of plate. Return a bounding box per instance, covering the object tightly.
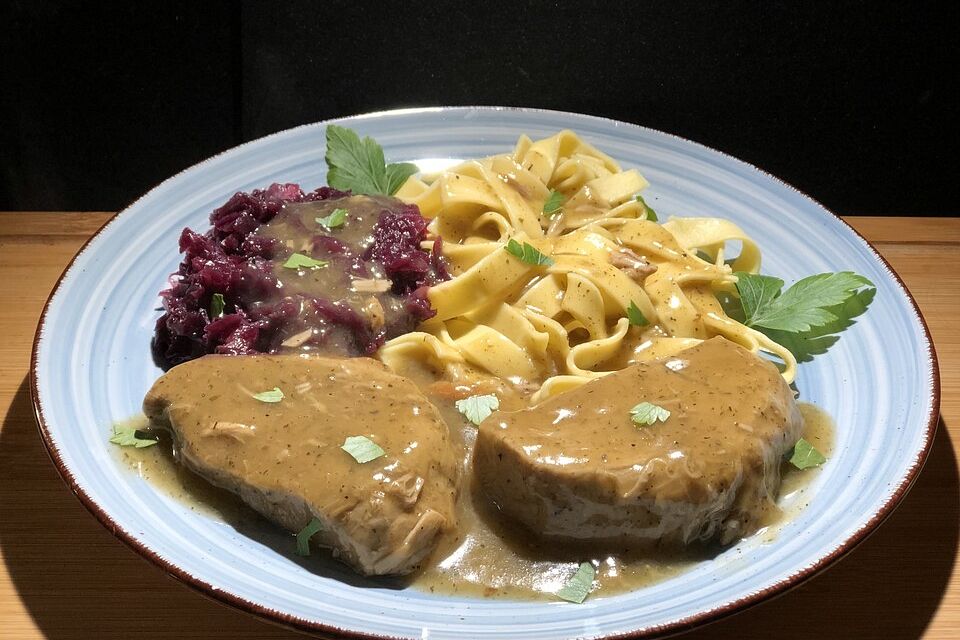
[29,106,942,640]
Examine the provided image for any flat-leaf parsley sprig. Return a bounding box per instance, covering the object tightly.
[505,239,554,266]
[325,125,418,196]
[734,271,875,361]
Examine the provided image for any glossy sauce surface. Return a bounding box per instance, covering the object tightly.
[473,338,803,546]
[244,195,429,356]
[122,351,832,600]
[141,354,459,575]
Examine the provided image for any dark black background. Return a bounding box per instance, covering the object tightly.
[2,1,957,214]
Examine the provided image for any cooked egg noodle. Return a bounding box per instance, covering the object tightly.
[381,131,796,400]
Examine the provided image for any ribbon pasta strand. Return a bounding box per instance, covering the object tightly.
[385,130,797,402]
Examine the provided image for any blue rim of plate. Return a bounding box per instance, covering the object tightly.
[30,106,940,639]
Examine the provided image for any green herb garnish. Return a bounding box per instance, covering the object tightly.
[556,562,596,604]
[455,394,500,426]
[295,517,323,556]
[341,435,385,464]
[315,207,348,229]
[543,190,564,217]
[735,271,875,361]
[635,194,658,222]
[630,401,671,426]
[282,253,330,270]
[109,424,158,448]
[626,301,649,327]
[505,239,554,266]
[788,438,826,470]
[209,293,225,319]
[737,271,874,333]
[252,387,284,403]
[325,124,418,195]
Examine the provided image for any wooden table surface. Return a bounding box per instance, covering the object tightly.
[1,213,957,639]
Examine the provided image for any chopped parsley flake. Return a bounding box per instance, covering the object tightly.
[252,387,284,403]
[283,253,329,270]
[316,207,348,229]
[455,394,500,426]
[542,190,565,217]
[788,438,826,469]
[556,562,596,603]
[626,301,649,327]
[295,517,323,556]
[109,424,158,448]
[630,402,671,426]
[635,194,658,222]
[341,435,385,464]
[505,239,554,266]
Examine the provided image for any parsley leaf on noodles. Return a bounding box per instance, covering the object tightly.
[325,125,418,195]
[505,239,554,266]
[543,190,565,217]
[626,301,649,327]
[634,194,658,222]
[735,271,875,361]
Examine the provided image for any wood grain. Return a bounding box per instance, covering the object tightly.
[0,213,957,639]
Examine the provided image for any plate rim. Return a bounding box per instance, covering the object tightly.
[29,105,941,640]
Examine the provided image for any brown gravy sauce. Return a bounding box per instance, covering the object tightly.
[116,398,833,601]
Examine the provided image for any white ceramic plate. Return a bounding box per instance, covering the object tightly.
[32,107,939,639]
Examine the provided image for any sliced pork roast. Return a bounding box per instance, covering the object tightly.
[143,354,459,575]
[473,337,803,546]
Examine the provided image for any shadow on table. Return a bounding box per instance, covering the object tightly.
[0,378,303,639]
[1,375,957,639]
[676,416,958,640]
